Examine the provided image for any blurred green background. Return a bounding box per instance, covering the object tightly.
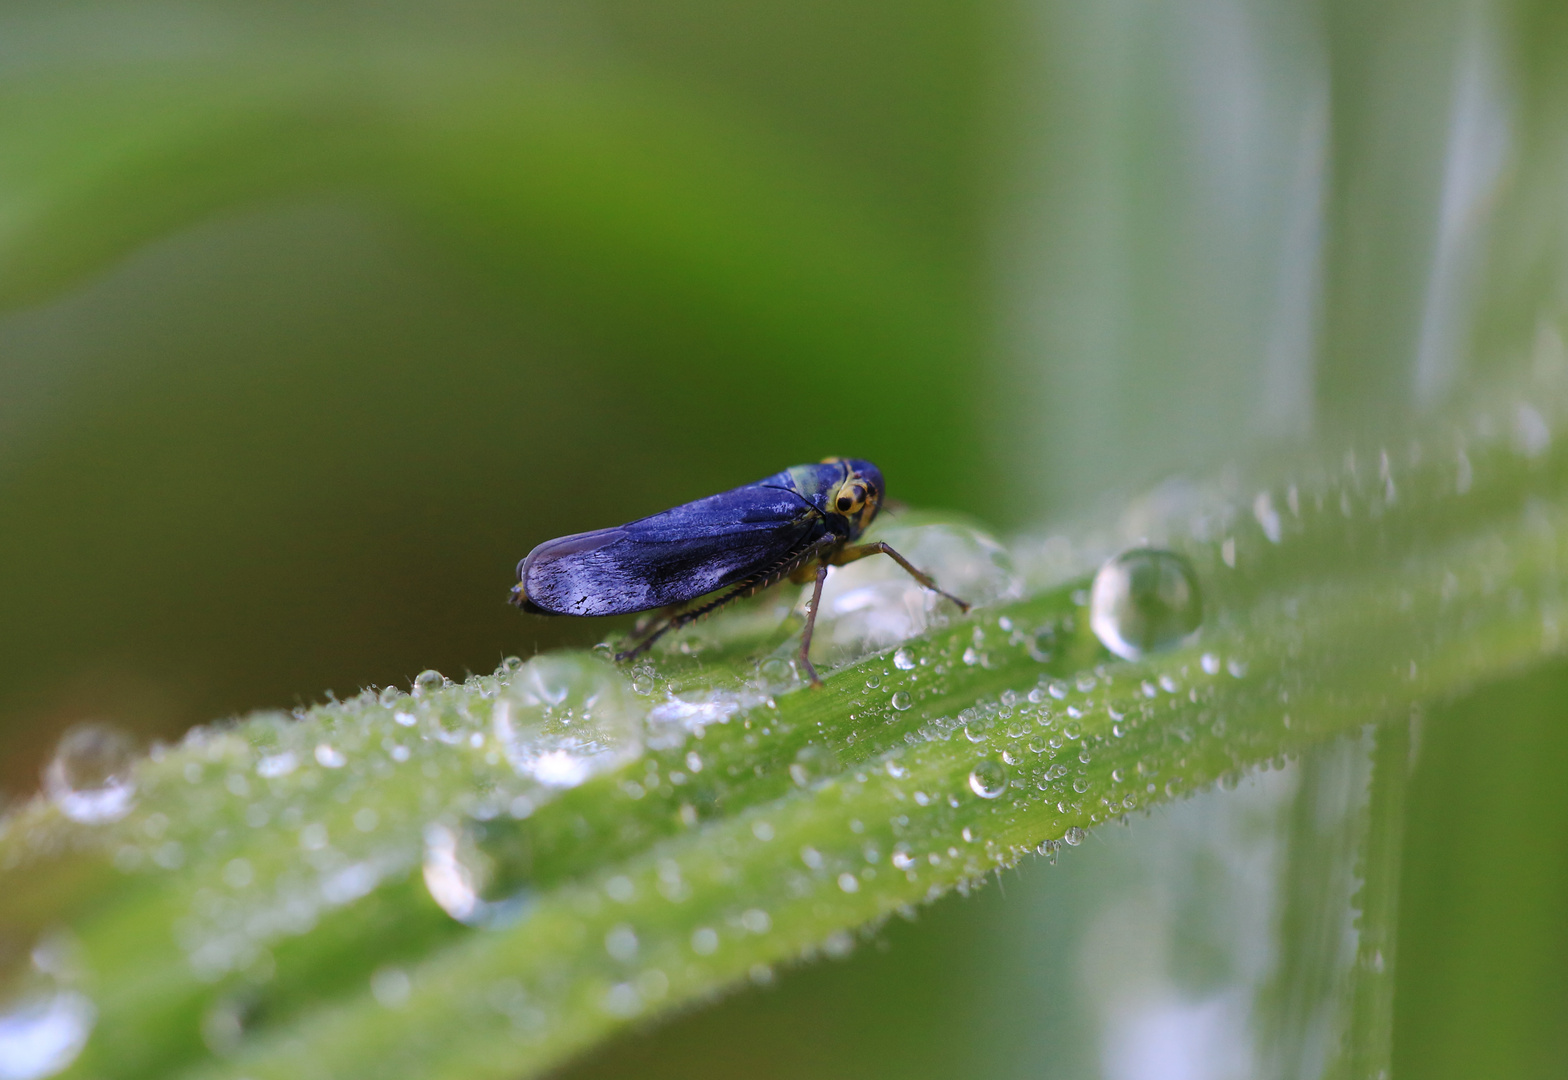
[2,0,1565,1076]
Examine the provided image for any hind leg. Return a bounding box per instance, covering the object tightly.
[614,587,757,662]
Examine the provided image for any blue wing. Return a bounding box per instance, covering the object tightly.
[518,476,827,615]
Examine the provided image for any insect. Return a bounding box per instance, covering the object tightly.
[510,458,968,685]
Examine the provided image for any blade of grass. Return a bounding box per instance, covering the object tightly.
[4,379,1568,1078]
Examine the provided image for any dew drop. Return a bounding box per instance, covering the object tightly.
[493,654,643,789]
[255,751,298,779]
[1253,491,1282,543]
[314,743,346,769]
[412,670,446,696]
[43,723,137,824]
[968,760,1008,800]
[0,990,96,1079]
[893,648,916,671]
[890,691,913,712]
[422,819,533,928]
[604,925,639,962]
[1063,826,1085,846]
[370,967,411,1009]
[1089,548,1203,660]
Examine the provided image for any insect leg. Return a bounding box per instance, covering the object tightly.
[830,542,970,613]
[615,612,684,662]
[614,582,770,662]
[798,562,830,687]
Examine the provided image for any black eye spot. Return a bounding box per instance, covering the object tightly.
[836,496,852,512]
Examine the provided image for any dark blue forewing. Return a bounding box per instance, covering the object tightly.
[520,476,825,615]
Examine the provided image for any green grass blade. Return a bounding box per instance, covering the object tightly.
[4,382,1568,1078]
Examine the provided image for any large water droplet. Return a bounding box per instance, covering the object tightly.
[422,819,534,928]
[0,940,95,1080]
[968,760,1008,799]
[43,724,137,824]
[493,654,643,788]
[1089,548,1203,661]
[0,991,95,1080]
[412,670,446,697]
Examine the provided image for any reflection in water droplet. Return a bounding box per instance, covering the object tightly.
[968,760,1008,799]
[893,648,916,670]
[422,820,533,928]
[493,655,643,788]
[1089,548,1203,661]
[43,724,137,824]
[890,691,913,711]
[1062,826,1085,846]
[0,990,96,1080]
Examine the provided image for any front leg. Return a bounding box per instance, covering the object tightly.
[798,561,830,687]
[830,541,970,613]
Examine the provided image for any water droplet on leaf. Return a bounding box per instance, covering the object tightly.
[968,760,1008,799]
[0,990,95,1079]
[43,724,137,824]
[1089,548,1203,660]
[422,819,534,928]
[493,654,643,789]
